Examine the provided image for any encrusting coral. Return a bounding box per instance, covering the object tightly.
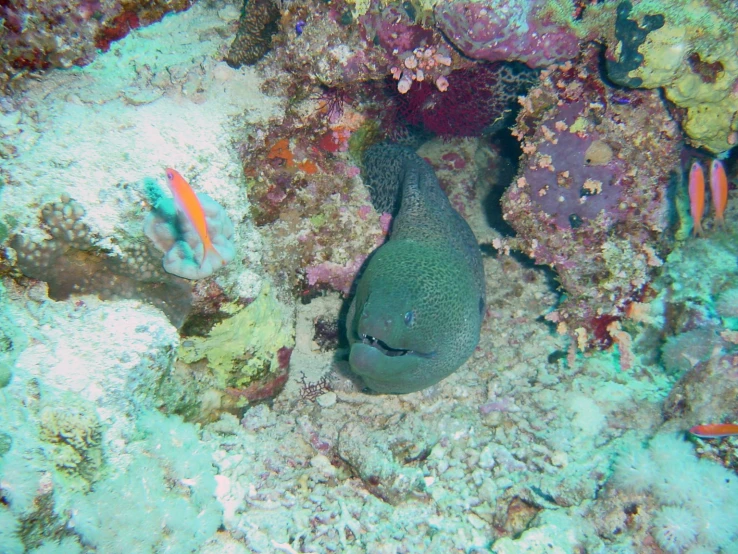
[38,395,103,485]
[500,47,682,349]
[603,0,738,154]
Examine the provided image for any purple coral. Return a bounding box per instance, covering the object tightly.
[501,47,682,346]
[434,0,582,68]
[521,101,629,230]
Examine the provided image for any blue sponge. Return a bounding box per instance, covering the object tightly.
[144,191,235,280]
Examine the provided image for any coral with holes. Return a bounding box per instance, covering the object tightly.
[165,284,295,421]
[434,0,593,68]
[500,47,682,348]
[603,0,738,154]
[10,194,194,326]
[143,190,236,281]
[0,0,193,89]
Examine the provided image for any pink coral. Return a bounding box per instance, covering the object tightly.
[435,0,582,68]
[387,63,535,138]
[305,255,367,295]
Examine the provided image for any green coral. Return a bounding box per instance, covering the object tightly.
[178,284,294,389]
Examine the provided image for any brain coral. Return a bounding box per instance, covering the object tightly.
[501,48,682,347]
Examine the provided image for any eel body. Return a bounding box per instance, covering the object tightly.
[347,145,485,394]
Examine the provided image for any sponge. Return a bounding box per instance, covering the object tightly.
[144,190,235,280]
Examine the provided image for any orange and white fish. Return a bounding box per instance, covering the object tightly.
[689,423,738,438]
[710,159,728,227]
[164,168,221,268]
[689,161,705,236]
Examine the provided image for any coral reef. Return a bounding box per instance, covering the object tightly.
[500,48,682,348]
[434,0,590,68]
[603,0,738,154]
[225,0,281,67]
[0,0,194,89]
[2,1,738,552]
[10,194,194,326]
[386,62,538,138]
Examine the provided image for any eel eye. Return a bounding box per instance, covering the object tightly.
[404,310,415,327]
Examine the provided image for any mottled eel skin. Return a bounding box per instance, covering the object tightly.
[347,144,485,394]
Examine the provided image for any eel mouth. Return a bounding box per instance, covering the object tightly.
[358,333,435,359]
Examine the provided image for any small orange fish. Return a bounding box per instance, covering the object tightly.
[710,159,728,226]
[689,161,705,236]
[164,168,220,268]
[689,423,738,438]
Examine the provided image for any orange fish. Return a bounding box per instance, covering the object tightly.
[710,159,728,226]
[689,423,738,438]
[689,161,705,236]
[164,168,220,268]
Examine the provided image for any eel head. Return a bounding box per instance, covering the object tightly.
[347,240,480,394]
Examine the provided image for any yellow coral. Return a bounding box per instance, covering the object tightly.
[178,284,294,389]
[625,1,738,153]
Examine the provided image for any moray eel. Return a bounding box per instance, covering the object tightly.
[347,144,485,394]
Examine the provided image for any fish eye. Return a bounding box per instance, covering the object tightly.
[404,310,415,327]
[166,170,173,179]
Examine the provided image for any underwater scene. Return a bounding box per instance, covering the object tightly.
[1,0,738,552]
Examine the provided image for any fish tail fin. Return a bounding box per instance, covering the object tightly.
[199,237,226,270]
[693,220,704,237]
